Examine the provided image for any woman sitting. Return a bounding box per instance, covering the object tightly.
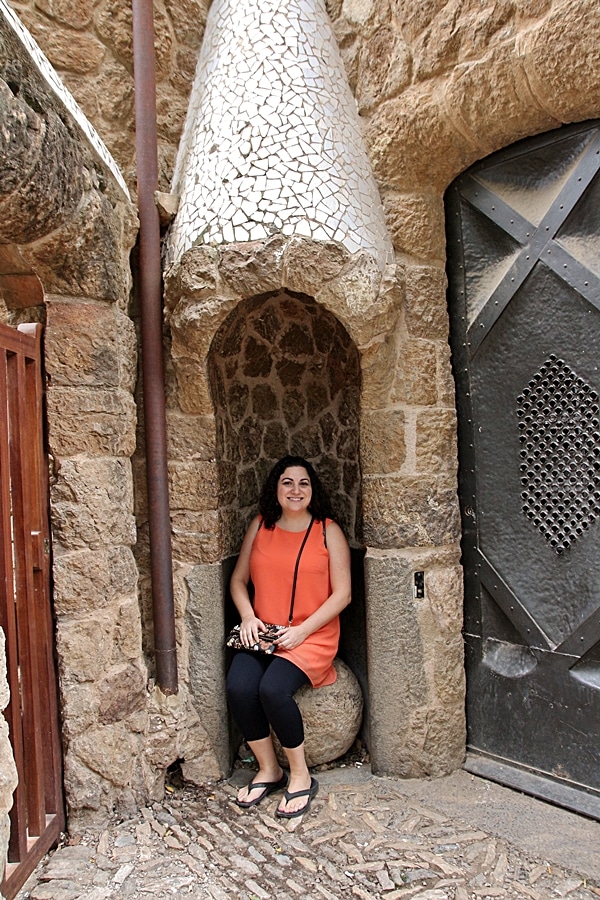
[226,455,351,818]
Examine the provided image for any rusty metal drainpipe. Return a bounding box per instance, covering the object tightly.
[132,0,178,693]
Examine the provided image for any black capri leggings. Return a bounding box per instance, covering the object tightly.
[226,651,310,749]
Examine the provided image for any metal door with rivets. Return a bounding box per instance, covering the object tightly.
[446,120,600,819]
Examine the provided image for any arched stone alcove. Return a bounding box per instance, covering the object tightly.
[208,289,362,555]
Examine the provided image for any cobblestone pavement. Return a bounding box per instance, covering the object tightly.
[17,764,600,900]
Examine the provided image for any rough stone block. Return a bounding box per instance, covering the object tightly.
[415,408,458,474]
[185,563,230,776]
[171,510,221,565]
[45,299,137,390]
[356,26,411,113]
[47,386,136,457]
[444,49,557,156]
[166,411,217,461]
[404,264,450,339]
[113,598,144,662]
[360,332,397,409]
[0,105,84,244]
[56,614,115,683]
[365,86,474,193]
[272,658,363,767]
[98,661,147,725]
[361,408,406,474]
[219,236,287,298]
[53,548,113,614]
[383,193,446,262]
[391,338,438,406]
[521,0,600,122]
[362,475,461,548]
[168,460,219,512]
[73,722,135,787]
[282,236,351,297]
[50,457,136,551]
[24,188,131,302]
[364,552,424,775]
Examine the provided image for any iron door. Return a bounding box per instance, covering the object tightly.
[446,120,600,818]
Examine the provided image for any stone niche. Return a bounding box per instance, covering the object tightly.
[164,234,400,774]
[165,231,465,780]
[209,288,362,553]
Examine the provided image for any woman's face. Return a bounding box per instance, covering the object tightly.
[277,466,312,515]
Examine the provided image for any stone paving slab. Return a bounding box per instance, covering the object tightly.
[16,766,600,900]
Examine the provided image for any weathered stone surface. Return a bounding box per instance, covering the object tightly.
[415,408,458,474]
[360,332,397,409]
[363,475,461,548]
[59,683,100,739]
[403,264,449,338]
[365,86,474,192]
[165,246,220,311]
[391,338,439,406]
[98,661,147,725]
[444,48,558,156]
[364,552,425,775]
[146,683,224,780]
[24,188,131,301]
[171,510,221,564]
[272,659,363,767]
[168,460,219,512]
[520,0,600,122]
[0,631,18,882]
[0,106,84,243]
[46,299,137,389]
[185,562,230,777]
[50,457,136,550]
[165,412,217,460]
[283,237,351,297]
[53,548,114,614]
[56,613,115,683]
[383,192,446,261]
[163,0,208,48]
[74,723,135,787]
[361,408,406,474]
[218,236,287,298]
[113,597,145,661]
[47,386,136,457]
[32,0,93,29]
[21,15,105,73]
[315,251,389,346]
[355,26,411,112]
[0,79,45,195]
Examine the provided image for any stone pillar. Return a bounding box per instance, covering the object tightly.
[365,552,466,777]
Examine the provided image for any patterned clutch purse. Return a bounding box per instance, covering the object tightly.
[226,623,286,654]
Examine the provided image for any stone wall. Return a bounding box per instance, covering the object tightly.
[3,0,600,809]
[7,0,210,193]
[0,17,149,840]
[0,630,18,881]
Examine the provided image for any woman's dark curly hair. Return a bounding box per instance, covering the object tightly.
[259,456,334,529]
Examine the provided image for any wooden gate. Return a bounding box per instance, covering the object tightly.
[0,323,64,900]
[447,120,600,819]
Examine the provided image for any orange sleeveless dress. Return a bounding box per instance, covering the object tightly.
[250,519,339,688]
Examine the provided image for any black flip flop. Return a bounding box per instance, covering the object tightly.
[276,776,319,819]
[235,771,288,808]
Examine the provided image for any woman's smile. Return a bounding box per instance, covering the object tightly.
[277,466,312,514]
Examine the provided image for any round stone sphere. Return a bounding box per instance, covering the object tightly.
[272,658,363,767]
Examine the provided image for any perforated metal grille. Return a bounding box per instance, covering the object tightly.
[517,355,600,553]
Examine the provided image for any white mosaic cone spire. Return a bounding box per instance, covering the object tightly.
[165,0,393,270]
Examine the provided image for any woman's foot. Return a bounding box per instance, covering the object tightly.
[276,772,315,816]
[236,768,287,808]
